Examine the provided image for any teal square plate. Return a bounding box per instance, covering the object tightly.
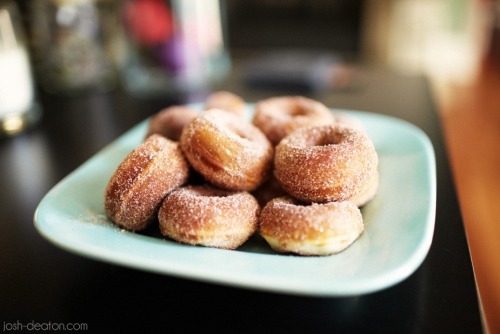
[34,107,436,296]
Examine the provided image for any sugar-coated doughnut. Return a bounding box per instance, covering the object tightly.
[259,196,364,256]
[253,96,335,145]
[274,124,378,203]
[205,91,247,117]
[332,111,365,132]
[105,134,189,231]
[180,109,273,191]
[159,185,259,249]
[349,170,379,207]
[146,105,199,141]
[251,175,287,208]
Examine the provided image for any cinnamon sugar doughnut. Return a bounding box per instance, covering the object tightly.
[349,170,379,207]
[251,175,287,207]
[274,124,378,203]
[253,96,335,145]
[205,91,246,117]
[180,109,273,191]
[146,105,199,141]
[259,196,364,256]
[159,185,259,249]
[104,134,189,231]
[332,111,365,132]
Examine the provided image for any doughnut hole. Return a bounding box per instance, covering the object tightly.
[304,128,343,147]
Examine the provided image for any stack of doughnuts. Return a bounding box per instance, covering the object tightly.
[104,92,379,255]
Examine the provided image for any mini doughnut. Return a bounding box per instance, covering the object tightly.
[205,91,247,117]
[259,196,364,256]
[274,124,378,203]
[251,175,287,208]
[145,105,199,141]
[349,170,379,207]
[253,96,335,145]
[159,185,259,249]
[332,111,365,132]
[180,109,273,191]
[104,134,189,231]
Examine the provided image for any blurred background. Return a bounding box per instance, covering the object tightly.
[5,0,497,106]
[0,0,496,147]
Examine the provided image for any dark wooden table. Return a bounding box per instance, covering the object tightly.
[0,62,483,333]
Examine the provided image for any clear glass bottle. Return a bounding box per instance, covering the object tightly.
[120,0,231,98]
[0,0,41,136]
[29,0,122,94]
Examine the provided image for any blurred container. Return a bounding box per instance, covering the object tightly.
[0,0,41,136]
[486,0,500,72]
[120,0,230,98]
[29,0,122,95]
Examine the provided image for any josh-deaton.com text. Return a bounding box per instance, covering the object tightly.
[3,321,88,332]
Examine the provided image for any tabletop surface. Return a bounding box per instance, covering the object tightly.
[436,59,500,334]
[0,61,483,333]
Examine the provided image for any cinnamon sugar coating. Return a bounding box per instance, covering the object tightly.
[205,91,247,117]
[104,94,380,256]
[159,185,259,249]
[145,105,199,141]
[274,124,378,203]
[252,96,335,145]
[251,175,287,207]
[180,109,273,191]
[259,196,364,255]
[349,170,379,207]
[104,135,189,231]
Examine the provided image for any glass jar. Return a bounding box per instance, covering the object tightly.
[29,0,123,95]
[0,0,41,136]
[120,0,231,98]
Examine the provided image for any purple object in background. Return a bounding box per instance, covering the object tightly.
[121,0,230,99]
[158,35,186,74]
